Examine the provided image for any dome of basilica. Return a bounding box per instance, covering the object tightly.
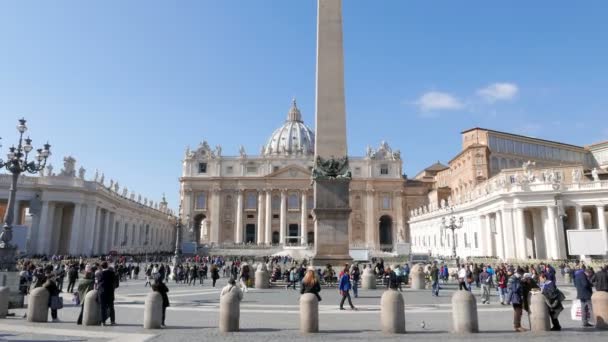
[263,99,315,156]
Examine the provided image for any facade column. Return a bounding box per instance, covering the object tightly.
[280,189,287,245]
[555,208,567,259]
[257,191,264,245]
[575,205,586,260]
[68,203,83,255]
[394,191,404,244]
[531,209,546,259]
[300,190,308,245]
[36,201,51,254]
[365,190,375,249]
[514,208,528,259]
[235,190,243,243]
[495,211,505,260]
[485,214,494,257]
[264,190,272,244]
[596,205,607,256]
[210,188,221,244]
[479,215,488,256]
[545,206,558,259]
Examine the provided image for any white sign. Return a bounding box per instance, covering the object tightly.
[567,229,607,255]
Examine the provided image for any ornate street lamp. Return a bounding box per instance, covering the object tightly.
[0,118,51,269]
[441,207,464,258]
[170,204,183,266]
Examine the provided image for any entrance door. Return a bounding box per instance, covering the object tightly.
[307,232,314,245]
[379,215,393,251]
[288,224,299,244]
[245,224,256,244]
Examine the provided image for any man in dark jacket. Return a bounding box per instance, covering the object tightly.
[98,261,118,326]
[591,266,608,292]
[574,265,594,327]
[430,263,440,297]
[67,264,79,293]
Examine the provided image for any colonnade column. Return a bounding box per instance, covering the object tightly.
[264,190,272,244]
[235,190,243,243]
[531,210,545,259]
[68,203,83,255]
[479,215,488,256]
[514,208,528,259]
[597,205,607,257]
[501,209,516,259]
[257,191,265,245]
[495,211,505,259]
[36,201,51,254]
[300,190,308,246]
[485,214,494,256]
[545,206,558,259]
[555,208,567,259]
[279,189,287,245]
[365,190,375,249]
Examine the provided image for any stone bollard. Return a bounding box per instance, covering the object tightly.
[529,291,550,332]
[219,290,240,332]
[592,291,608,330]
[27,287,49,323]
[410,266,426,290]
[300,293,319,333]
[255,264,270,289]
[564,273,571,284]
[83,290,101,326]
[451,290,479,333]
[143,292,163,329]
[380,289,406,334]
[362,268,376,290]
[0,286,9,318]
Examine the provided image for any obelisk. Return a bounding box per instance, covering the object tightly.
[311,0,352,266]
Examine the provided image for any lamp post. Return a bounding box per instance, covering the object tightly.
[171,205,183,266]
[0,118,51,270]
[441,207,464,258]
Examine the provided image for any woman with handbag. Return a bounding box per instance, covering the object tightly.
[43,271,62,323]
[540,272,564,331]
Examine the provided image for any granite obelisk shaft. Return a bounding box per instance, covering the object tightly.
[312,0,352,266]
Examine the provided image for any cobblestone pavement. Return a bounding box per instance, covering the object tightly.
[1,277,607,342]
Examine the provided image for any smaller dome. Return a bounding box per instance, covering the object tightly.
[263,99,315,156]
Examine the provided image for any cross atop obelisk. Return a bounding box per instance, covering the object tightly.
[315,0,347,159]
[312,0,352,266]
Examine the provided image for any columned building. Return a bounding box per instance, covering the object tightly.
[410,128,608,260]
[0,157,174,256]
[179,100,428,252]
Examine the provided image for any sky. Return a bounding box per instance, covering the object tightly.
[1,1,607,209]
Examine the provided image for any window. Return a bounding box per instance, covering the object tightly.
[195,193,207,209]
[226,166,233,174]
[246,165,257,174]
[272,195,280,210]
[288,193,299,209]
[354,167,361,176]
[198,162,207,173]
[245,193,257,209]
[273,166,280,172]
[380,164,389,175]
[307,196,313,209]
[381,195,391,210]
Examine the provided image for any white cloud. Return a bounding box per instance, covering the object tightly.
[415,91,464,112]
[477,82,519,103]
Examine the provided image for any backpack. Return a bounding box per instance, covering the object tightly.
[509,278,523,304]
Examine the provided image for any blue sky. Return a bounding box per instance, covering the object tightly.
[1,1,607,208]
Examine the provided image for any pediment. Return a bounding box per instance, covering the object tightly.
[267,165,312,179]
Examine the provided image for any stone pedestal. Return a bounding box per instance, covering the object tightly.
[380,289,405,334]
[591,291,608,330]
[27,287,49,323]
[255,270,269,289]
[451,290,479,333]
[311,180,352,267]
[0,286,9,318]
[0,271,25,308]
[410,267,426,290]
[219,291,240,332]
[83,290,101,326]
[300,293,319,333]
[144,292,163,329]
[529,291,550,332]
[361,268,376,290]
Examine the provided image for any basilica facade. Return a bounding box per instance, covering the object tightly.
[179,100,428,252]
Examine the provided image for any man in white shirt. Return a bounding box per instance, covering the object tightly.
[458,265,467,291]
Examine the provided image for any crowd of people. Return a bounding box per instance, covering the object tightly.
[13,253,608,332]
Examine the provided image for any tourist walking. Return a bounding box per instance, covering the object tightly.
[506,269,526,332]
[458,265,467,291]
[574,265,594,327]
[67,264,79,293]
[338,265,357,311]
[591,265,608,292]
[152,274,170,328]
[351,264,361,297]
[76,271,95,325]
[240,264,250,293]
[211,265,220,287]
[479,266,492,304]
[497,269,508,305]
[98,261,118,326]
[539,272,564,331]
[43,271,62,322]
[430,262,439,296]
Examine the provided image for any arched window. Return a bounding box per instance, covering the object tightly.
[288,193,299,209]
